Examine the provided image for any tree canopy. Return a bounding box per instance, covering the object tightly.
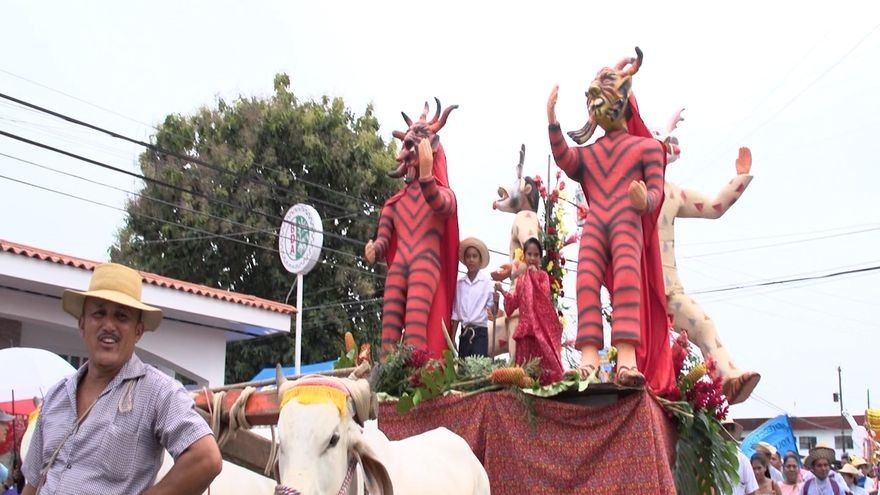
[111,74,398,383]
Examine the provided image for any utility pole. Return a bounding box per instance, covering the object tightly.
[838,366,846,456]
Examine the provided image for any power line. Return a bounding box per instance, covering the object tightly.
[0,71,389,212]
[0,128,368,249]
[0,91,380,218]
[678,22,880,182]
[0,171,386,282]
[682,226,880,259]
[0,150,374,264]
[0,172,277,253]
[141,229,264,245]
[0,68,156,129]
[737,23,880,144]
[691,264,880,295]
[683,222,880,247]
[688,256,880,307]
[301,297,384,312]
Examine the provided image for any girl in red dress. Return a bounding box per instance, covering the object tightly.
[495,238,564,385]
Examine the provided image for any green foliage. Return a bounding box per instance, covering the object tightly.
[109,74,399,383]
[663,400,740,495]
[522,373,591,397]
[334,348,357,369]
[395,351,458,413]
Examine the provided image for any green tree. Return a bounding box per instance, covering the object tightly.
[111,74,398,383]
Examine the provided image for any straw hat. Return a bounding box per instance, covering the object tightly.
[62,263,162,331]
[459,237,489,269]
[849,455,868,468]
[804,446,836,468]
[756,441,778,456]
[840,463,861,477]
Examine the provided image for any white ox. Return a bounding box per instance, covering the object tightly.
[20,412,276,494]
[276,374,491,495]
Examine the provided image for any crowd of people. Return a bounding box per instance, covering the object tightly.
[726,421,877,495]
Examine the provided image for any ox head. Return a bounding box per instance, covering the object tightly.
[275,369,392,495]
[390,97,457,183]
[494,144,539,214]
[569,47,643,144]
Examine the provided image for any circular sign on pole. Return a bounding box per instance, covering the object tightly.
[278,204,323,275]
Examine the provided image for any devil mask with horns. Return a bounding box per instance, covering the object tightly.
[366,98,460,359]
[390,97,457,184]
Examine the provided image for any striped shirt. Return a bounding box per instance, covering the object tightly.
[22,354,213,495]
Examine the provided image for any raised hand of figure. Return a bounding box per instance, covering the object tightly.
[494,281,504,294]
[365,239,376,264]
[491,264,512,281]
[628,180,648,212]
[735,146,752,175]
[418,138,434,179]
[547,84,559,125]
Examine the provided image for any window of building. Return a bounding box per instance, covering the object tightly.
[835,435,854,450]
[799,436,817,450]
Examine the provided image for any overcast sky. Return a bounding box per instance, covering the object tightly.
[2,1,879,421]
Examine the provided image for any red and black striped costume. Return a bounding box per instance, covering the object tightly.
[372,145,459,358]
[550,124,664,348]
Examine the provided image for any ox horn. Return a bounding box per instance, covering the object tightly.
[392,130,406,140]
[401,111,413,127]
[275,364,285,397]
[418,100,430,121]
[428,103,458,134]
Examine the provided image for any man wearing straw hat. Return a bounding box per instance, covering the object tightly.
[803,445,847,495]
[451,237,495,357]
[21,263,222,495]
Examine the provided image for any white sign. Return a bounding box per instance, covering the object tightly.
[278,204,323,275]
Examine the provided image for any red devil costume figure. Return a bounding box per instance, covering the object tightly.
[547,48,675,395]
[365,99,460,359]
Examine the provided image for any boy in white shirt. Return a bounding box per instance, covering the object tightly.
[451,237,494,357]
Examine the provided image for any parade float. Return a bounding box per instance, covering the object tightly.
[178,47,764,495]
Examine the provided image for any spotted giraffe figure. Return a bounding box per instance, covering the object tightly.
[659,137,759,404]
[365,99,459,359]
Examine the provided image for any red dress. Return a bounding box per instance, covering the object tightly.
[503,269,564,384]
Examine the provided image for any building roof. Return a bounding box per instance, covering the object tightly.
[1,239,295,315]
[737,415,866,431]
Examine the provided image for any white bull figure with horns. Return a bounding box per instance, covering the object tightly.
[274,368,491,495]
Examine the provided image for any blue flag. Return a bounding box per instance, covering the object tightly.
[741,414,799,463]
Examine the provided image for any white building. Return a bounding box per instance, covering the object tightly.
[739,414,866,460]
[0,239,295,387]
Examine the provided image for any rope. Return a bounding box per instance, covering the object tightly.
[210,390,227,445]
[208,386,281,481]
[266,425,280,481]
[212,386,257,448]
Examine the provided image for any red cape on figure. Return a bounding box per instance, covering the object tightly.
[605,95,677,397]
[382,144,460,359]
